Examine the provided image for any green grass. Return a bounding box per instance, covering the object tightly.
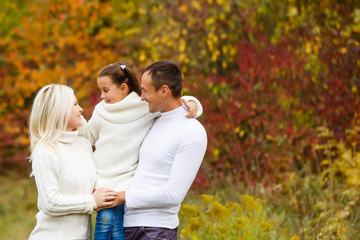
[0,172,38,240]
[2,171,360,239]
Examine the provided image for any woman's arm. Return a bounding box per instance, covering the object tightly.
[31,145,115,216]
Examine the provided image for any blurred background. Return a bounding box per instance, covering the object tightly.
[1,0,360,239]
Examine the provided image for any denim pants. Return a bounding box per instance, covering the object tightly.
[94,204,125,240]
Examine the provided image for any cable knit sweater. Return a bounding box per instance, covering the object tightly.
[79,92,202,192]
[29,131,97,240]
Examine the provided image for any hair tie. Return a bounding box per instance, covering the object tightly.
[120,64,126,70]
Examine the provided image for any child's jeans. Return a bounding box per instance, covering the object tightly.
[94,204,125,240]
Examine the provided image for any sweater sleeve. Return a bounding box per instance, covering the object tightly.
[181,96,203,118]
[125,129,207,208]
[31,145,96,216]
[78,114,99,146]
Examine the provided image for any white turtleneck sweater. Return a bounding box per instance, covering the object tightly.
[124,105,207,229]
[79,92,202,192]
[29,131,97,240]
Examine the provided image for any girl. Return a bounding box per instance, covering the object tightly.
[28,84,117,240]
[79,62,202,240]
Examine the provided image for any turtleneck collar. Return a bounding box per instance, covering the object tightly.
[159,105,188,120]
[58,130,79,143]
[95,92,150,123]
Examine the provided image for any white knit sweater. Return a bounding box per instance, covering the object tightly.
[29,131,97,240]
[79,92,202,192]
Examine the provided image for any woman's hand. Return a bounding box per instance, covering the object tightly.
[92,188,117,209]
[181,99,197,118]
[97,191,125,212]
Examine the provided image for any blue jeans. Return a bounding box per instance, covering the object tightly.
[94,204,125,240]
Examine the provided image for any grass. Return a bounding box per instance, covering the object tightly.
[2,169,360,239]
[0,171,38,240]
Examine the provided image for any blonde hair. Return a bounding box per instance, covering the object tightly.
[29,84,74,152]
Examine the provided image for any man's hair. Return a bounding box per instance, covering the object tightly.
[142,60,182,98]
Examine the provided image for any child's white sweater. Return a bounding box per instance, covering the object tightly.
[79,92,202,192]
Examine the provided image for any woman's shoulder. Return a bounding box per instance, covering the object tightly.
[76,135,93,152]
[30,142,60,166]
[32,142,56,155]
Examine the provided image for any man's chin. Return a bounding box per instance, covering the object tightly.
[148,105,158,113]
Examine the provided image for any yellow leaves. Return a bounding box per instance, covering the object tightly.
[351,86,358,93]
[290,235,300,240]
[200,194,216,205]
[287,6,298,17]
[191,1,201,11]
[181,204,199,217]
[212,50,220,62]
[235,217,247,230]
[205,17,215,27]
[339,47,347,54]
[180,194,282,239]
[240,194,262,213]
[266,134,274,141]
[179,39,186,52]
[139,53,146,62]
[207,202,232,219]
[206,39,214,51]
[213,148,220,157]
[124,27,140,37]
[181,217,201,236]
[179,5,188,13]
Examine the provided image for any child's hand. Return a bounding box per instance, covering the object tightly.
[181,99,197,118]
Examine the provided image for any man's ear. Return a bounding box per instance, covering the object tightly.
[160,85,171,98]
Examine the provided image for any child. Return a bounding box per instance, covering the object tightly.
[28,84,117,240]
[79,62,202,240]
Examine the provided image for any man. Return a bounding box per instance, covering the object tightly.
[115,60,207,239]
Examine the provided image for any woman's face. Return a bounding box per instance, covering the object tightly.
[97,76,129,104]
[66,95,83,131]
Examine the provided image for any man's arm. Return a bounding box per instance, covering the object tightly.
[125,129,207,209]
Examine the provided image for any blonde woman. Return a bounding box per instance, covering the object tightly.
[28,84,117,240]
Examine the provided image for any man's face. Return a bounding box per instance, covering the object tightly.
[140,71,163,113]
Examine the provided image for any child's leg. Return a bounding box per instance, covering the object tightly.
[94,208,115,240]
[112,204,125,240]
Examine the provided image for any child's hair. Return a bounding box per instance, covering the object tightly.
[98,62,141,96]
[28,84,74,152]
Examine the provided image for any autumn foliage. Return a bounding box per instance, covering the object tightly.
[1,0,360,187]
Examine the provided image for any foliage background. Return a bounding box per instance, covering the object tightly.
[1,0,360,239]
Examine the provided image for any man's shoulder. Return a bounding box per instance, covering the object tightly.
[177,118,207,137]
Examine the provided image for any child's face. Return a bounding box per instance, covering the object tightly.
[97,76,128,104]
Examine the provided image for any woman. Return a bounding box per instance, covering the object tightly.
[28,84,117,240]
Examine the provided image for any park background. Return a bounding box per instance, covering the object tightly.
[1,0,360,239]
